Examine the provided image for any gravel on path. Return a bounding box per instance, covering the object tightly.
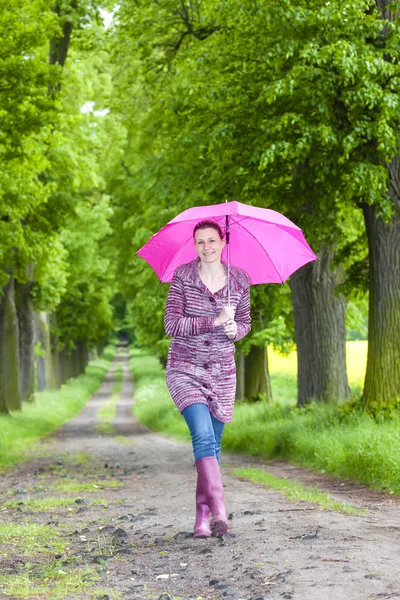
[1,347,400,600]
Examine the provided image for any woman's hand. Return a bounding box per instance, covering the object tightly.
[214,306,236,327]
[223,319,237,340]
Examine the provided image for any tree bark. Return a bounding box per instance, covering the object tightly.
[0,275,21,412]
[50,313,61,389]
[362,168,400,408]
[0,284,8,414]
[244,345,272,402]
[59,349,66,385]
[77,341,87,375]
[235,351,245,400]
[15,269,35,403]
[89,347,98,362]
[52,349,61,389]
[63,351,74,382]
[290,245,350,406]
[34,312,56,391]
[49,20,73,68]
[49,1,75,71]
[71,348,80,377]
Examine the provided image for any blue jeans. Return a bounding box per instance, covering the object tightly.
[182,403,225,464]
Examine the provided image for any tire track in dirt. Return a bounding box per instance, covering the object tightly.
[1,347,400,600]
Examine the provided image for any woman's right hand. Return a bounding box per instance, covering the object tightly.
[214,306,236,327]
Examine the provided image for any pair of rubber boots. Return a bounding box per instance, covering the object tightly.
[194,456,229,537]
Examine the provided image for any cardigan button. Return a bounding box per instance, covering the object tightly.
[204,341,211,346]
[203,364,209,369]
[209,297,215,302]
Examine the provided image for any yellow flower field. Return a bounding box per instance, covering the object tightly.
[268,340,368,390]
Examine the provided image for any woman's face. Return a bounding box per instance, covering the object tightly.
[194,227,226,264]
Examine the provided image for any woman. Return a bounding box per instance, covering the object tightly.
[164,219,251,537]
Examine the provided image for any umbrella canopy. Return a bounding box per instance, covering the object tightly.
[137,200,318,285]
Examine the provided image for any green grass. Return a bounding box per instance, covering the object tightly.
[232,467,364,514]
[224,402,400,494]
[0,551,123,599]
[95,362,123,434]
[114,435,137,445]
[49,479,122,493]
[0,523,67,556]
[3,497,109,511]
[0,565,120,600]
[130,347,400,496]
[0,346,116,470]
[130,353,191,441]
[97,362,123,424]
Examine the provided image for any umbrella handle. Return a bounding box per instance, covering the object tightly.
[227,241,230,306]
[225,214,230,306]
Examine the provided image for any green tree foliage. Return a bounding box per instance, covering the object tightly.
[2,0,399,413]
[1,1,121,412]
[41,21,121,353]
[0,0,58,286]
[111,0,400,407]
[53,197,115,351]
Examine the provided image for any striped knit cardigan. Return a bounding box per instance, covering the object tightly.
[164,258,251,423]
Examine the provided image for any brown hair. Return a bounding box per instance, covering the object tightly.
[193,220,224,240]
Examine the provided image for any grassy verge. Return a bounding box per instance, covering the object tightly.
[0,345,116,470]
[3,497,109,511]
[0,562,120,600]
[0,523,67,555]
[232,467,364,514]
[49,479,122,493]
[130,351,191,442]
[130,349,400,495]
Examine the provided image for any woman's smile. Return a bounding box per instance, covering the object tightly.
[194,227,226,262]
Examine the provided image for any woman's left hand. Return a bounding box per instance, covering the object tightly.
[223,319,237,340]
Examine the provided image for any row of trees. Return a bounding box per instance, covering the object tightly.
[2,0,399,414]
[0,1,118,413]
[107,0,400,410]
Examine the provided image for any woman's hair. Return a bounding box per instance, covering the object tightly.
[193,220,224,240]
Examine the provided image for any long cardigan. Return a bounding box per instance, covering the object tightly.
[164,258,251,423]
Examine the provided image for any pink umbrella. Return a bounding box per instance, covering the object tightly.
[137,201,318,299]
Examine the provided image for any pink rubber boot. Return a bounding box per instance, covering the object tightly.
[195,456,229,535]
[193,476,211,538]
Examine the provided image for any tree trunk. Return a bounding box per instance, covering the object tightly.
[50,313,61,389]
[52,349,61,389]
[244,345,272,402]
[235,351,245,400]
[63,351,74,382]
[49,19,73,68]
[362,176,400,408]
[71,348,80,377]
[49,2,74,92]
[89,346,98,362]
[34,312,56,391]
[59,349,66,385]
[0,275,21,412]
[0,281,8,414]
[15,270,35,403]
[290,245,350,406]
[77,341,87,375]
[375,0,395,22]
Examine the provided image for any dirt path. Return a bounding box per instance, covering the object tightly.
[1,349,400,600]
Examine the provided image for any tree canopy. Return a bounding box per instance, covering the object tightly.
[1,0,400,411]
